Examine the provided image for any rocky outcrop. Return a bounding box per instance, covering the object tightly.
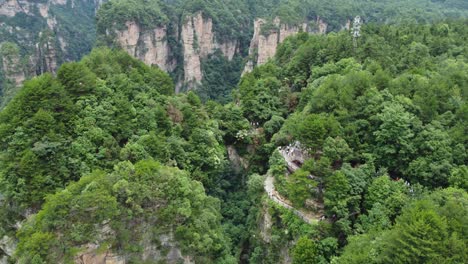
[180,16,203,90]
[243,17,327,74]
[343,19,352,31]
[180,12,237,91]
[1,52,25,86]
[140,233,194,264]
[0,236,16,264]
[74,244,125,264]
[109,12,354,91]
[140,27,173,71]
[315,16,328,34]
[227,145,249,172]
[74,226,194,264]
[0,0,105,98]
[278,142,310,173]
[257,202,294,264]
[0,0,27,17]
[0,0,105,89]
[113,12,238,92]
[280,246,293,264]
[36,33,59,74]
[115,21,174,72]
[259,206,272,243]
[0,0,68,17]
[256,20,279,65]
[115,21,139,56]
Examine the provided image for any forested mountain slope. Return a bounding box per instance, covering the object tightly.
[0,1,467,263]
[1,19,467,263]
[0,48,233,263]
[1,0,468,106]
[221,19,468,263]
[97,0,468,100]
[0,0,104,107]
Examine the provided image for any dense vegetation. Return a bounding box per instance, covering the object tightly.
[0,0,98,106]
[16,160,234,263]
[95,0,468,102]
[255,0,468,30]
[0,49,236,262]
[223,19,467,263]
[0,1,467,263]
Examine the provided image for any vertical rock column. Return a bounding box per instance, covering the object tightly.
[180,14,203,91]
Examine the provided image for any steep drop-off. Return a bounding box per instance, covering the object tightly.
[103,12,339,91]
[0,0,103,105]
[179,13,237,92]
[115,21,174,72]
[109,12,238,92]
[242,17,320,74]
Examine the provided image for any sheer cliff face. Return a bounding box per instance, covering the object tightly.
[113,12,238,92]
[0,0,104,89]
[0,0,67,17]
[1,52,25,86]
[180,13,237,91]
[180,15,203,90]
[109,12,341,91]
[115,21,174,72]
[243,17,327,74]
[0,0,64,76]
[74,232,195,264]
[181,13,237,90]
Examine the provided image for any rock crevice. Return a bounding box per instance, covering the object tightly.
[243,17,328,74]
[113,12,238,92]
[115,21,174,72]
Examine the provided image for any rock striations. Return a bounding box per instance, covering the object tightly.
[110,13,335,91]
[0,0,104,96]
[112,12,238,92]
[1,1,348,94]
[243,17,327,74]
[115,21,174,72]
[180,13,237,91]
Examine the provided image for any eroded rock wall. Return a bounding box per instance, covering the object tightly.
[0,0,65,82]
[0,0,105,91]
[243,17,328,74]
[115,21,174,72]
[179,12,237,91]
[74,231,194,264]
[113,12,238,92]
[1,53,25,86]
[180,15,203,90]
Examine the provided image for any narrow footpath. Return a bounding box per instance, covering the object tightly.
[264,175,319,224]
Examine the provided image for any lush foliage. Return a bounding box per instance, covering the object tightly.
[227,19,467,263]
[1,1,468,262]
[0,0,99,106]
[335,188,468,263]
[16,160,233,263]
[0,47,227,224]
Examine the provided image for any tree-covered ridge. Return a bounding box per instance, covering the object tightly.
[97,0,169,30]
[97,0,252,41]
[0,0,99,105]
[97,0,468,40]
[1,8,467,263]
[0,48,235,262]
[258,0,468,30]
[0,48,227,230]
[223,19,467,262]
[16,160,234,263]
